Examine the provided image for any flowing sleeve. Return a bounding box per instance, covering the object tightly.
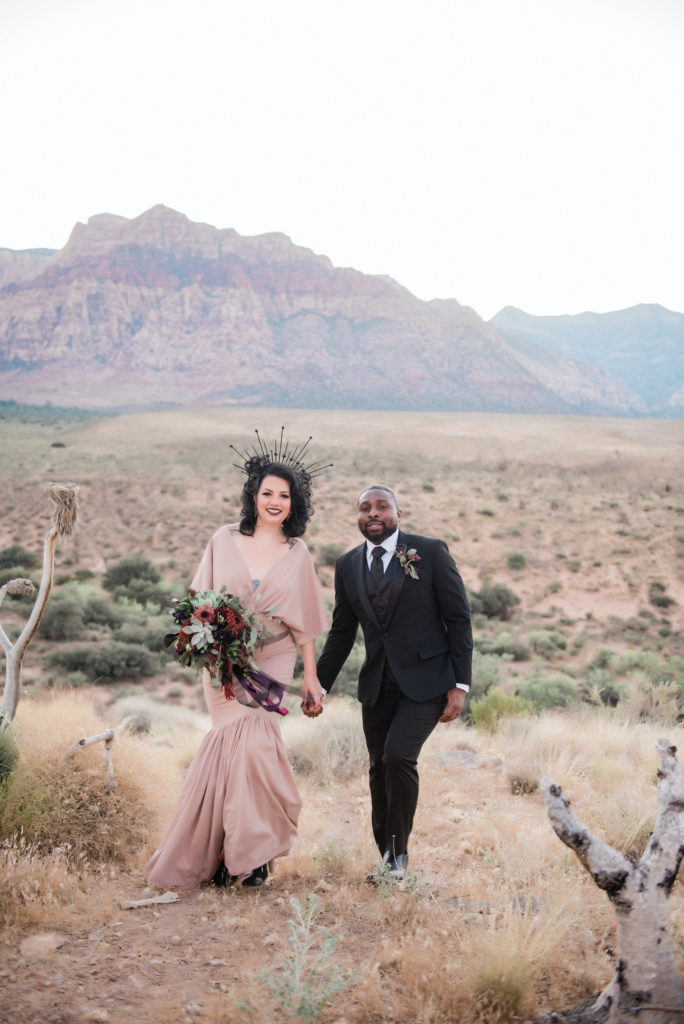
[190,534,216,591]
[281,541,328,647]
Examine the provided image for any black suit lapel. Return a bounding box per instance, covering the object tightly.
[353,543,383,630]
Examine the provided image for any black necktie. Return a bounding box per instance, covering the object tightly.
[371,546,386,584]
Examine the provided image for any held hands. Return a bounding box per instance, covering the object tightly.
[300,676,324,718]
[439,687,466,723]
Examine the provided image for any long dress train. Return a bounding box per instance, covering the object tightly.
[143,526,327,889]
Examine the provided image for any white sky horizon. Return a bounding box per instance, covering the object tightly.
[2,0,683,322]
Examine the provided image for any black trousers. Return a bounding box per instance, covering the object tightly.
[361,670,447,858]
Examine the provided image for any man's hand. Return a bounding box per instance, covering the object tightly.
[439,687,466,723]
[300,680,324,718]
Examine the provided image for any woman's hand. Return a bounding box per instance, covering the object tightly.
[298,639,324,718]
[300,676,324,718]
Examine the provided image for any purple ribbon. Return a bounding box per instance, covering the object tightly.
[233,665,288,716]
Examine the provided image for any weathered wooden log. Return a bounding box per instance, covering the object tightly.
[64,715,149,792]
[537,739,684,1024]
[65,730,116,791]
[121,891,181,909]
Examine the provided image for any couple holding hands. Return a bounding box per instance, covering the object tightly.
[144,435,472,890]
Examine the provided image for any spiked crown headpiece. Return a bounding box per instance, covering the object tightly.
[230,428,332,487]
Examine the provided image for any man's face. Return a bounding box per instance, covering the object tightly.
[357,488,401,544]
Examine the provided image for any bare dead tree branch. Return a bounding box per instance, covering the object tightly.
[538,739,684,1024]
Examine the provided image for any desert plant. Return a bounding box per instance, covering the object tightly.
[477,630,530,662]
[48,640,159,682]
[0,722,18,781]
[469,651,505,702]
[113,578,172,611]
[475,583,521,621]
[311,839,352,875]
[318,543,345,567]
[649,580,675,608]
[39,591,88,641]
[255,894,355,1022]
[471,687,533,733]
[515,672,579,711]
[527,629,567,658]
[0,545,37,570]
[112,618,171,653]
[102,555,161,591]
[506,551,526,571]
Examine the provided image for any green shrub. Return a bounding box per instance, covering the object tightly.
[590,648,614,670]
[39,592,87,641]
[476,631,530,662]
[649,581,675,608]
[82,594,125,629]
[39,585,124,640]
[515,672,579,710]
[527,629,567,657]
[314,634,365,699]
[506,552,526,571]
[318,543,345,568]
[471,687,533,733]
[475,583,521,621]
[586,668,623,707]
[112,616,170,653]
[103,556,161,591]
[113,579,171,611]
[0,545,36,570]
[48,641,159,682]
[469,651,505,702]
[0,723,18,782]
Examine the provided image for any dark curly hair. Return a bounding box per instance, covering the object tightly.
[238,459,314,538]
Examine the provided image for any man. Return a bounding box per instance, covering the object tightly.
[316,485,472,881]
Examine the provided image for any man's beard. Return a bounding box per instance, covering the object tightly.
[359,521,396,543]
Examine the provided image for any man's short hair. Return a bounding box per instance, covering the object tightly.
[358,484,398,506]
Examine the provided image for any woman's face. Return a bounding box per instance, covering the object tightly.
[255,475,292,530]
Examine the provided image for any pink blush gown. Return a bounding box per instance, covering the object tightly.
[143,526,327,889]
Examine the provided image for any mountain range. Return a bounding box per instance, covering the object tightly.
[0,205,679,415]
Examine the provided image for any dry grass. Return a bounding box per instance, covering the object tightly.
[0,834,111,930]
[282,695,368,780]
[0,692,177,865]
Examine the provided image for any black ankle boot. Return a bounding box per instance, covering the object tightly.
[242,864,268,887]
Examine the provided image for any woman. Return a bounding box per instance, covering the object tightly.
[144,447,327,889]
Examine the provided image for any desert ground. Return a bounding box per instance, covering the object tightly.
[1,408,683,1024]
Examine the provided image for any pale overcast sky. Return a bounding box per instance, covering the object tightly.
[1,0,683,320]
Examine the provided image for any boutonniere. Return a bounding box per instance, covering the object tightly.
[394,544,421,579]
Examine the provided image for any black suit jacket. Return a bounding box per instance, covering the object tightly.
[317,531,472,706]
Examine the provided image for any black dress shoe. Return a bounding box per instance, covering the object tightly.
[366,851,408,884]
[242,863,268,887]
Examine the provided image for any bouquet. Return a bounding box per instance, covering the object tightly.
[165,587,290,715]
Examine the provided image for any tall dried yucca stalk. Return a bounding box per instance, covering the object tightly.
[0,483,80,725]
[47,482,79,537]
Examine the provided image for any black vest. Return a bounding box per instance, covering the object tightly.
[366,556,392,627]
